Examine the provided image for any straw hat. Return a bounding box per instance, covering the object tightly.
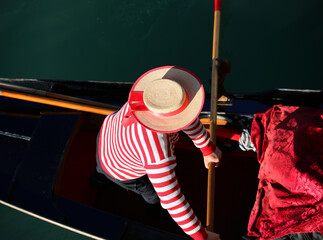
[126,66,205,133]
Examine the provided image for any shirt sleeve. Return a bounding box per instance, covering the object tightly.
[142,129,208,240]
[182,119,216,156]
[146,160,208,240]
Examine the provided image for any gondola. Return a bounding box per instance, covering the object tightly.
[0,77,322,240]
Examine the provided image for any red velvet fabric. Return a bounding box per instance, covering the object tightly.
[247,105,323,239]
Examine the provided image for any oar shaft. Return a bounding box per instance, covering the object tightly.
[212,11,222,61]
[207,0,222,232]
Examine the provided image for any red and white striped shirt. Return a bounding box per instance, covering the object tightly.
[98,102,215,240]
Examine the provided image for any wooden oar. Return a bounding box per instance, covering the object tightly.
[207,0,222,232]
[0,83,119,116]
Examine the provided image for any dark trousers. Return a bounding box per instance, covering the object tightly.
[95,133,159,205]
[243,232,323,240]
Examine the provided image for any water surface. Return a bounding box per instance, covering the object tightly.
[0,0,322,93]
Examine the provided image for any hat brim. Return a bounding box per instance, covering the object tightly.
[129,66,205,133]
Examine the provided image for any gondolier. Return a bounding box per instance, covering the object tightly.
[96,66,222,240]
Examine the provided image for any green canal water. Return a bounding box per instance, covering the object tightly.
[0,0,322,93]
[0,204,93,240]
